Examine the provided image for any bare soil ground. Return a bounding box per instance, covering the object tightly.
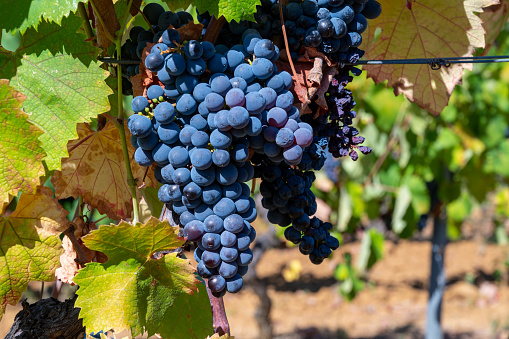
[1,239,509,339]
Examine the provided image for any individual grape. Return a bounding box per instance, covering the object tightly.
[176,74,199,94]
[151,143,171,166]
[317,8,331,19]
[221,230,237,247]
[145,52,164,72]
[347,13,367,33]
[220,247,238,262]
[294,128,314,147]
[202,232,221,251]
[362,0,382,19]
[158,184,172,203]
[179,125,197,146]
[153,102,175,124]
[207,53,228,73]
[183,182,203,200]
[190,148,213,170]
[284,226,302,244]
[168,184,182,201]
[202,183,222,204]
[223,214,244,233]
[276,128,295,148]
[225,88,246,107]
[129,115,152,138]
[226,50,245,71]
[222,182,242,199]
[246,82,262,93]
[230,77,248,92]
[162,29,181,46]
[210,76,232,97]
[129,26,145,42]
[191,131,209,148]
[208,275,226,292]
[346,31,362,47]
[228,106,250,129]
[202,250,221,268]
[192,83,212,103]
[163,83,180,99]
[210,129,232,149]
[225,274,243,293]
[304,29,322,47]
[286,2,304,21]
[258,88,277,110]
[234,196,251,214]
[184,40,203,59]
[234,63,255,83]
[251,58,274,80]
[183,220,205,241]
[267,107,288,127]
[180,211,197,226]
[205,92,225,112]
[245,116,263,136]
[328,0,344,7]
[172,167,191,186]
[201,41,216,59]
[168,146,189,168]
[182,196,201,209]
[276,90,294,111]
[190,114,208,131]
[229,20,250,35]
[236,233,250,251]
[213,197,236,218]
[137,131,159,150]
[212,149,231,167]
[187,58,207,75]
[264,142,281,157]
[236,248,253,266]
[219,261,238,278]
[143,3,164,25]
[243,32,262,54]
[317,19,334,38]
[197,260,216,278]
[245,92,266,114]
[253,39,276,59]
[204,215,224,233]
[283,144,304,164]
[158,11,180,30]
[216,164,239,186]
[158,122,180,145]
[165,53,186,75]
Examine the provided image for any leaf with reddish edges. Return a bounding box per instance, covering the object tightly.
[74,217,198,337]
[0,187,68,320]
[0,80,46,209]
[51,122,156,220]
[363,0,498,116]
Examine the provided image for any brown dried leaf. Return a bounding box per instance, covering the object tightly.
[52,122,157,220]
[91,0,120,48]
[177,21,205,43]
[308,57,324,86]
[275,59,336,112]
[55,234,97,285]
[300,46,336,67]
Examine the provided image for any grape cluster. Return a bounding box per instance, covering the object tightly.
[127,27,338,294]
[255,165,339,264]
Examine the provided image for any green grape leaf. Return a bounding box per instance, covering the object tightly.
[15,51,112,170]
[0,80,45,209]
[363,0,498,116]
[74,217,199,337]
[0,187,68,320]
[158,283,214,339]
[165,0,260,22]
[0,12,98,80]
[140,187,164,224]
[0,0,85,34]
